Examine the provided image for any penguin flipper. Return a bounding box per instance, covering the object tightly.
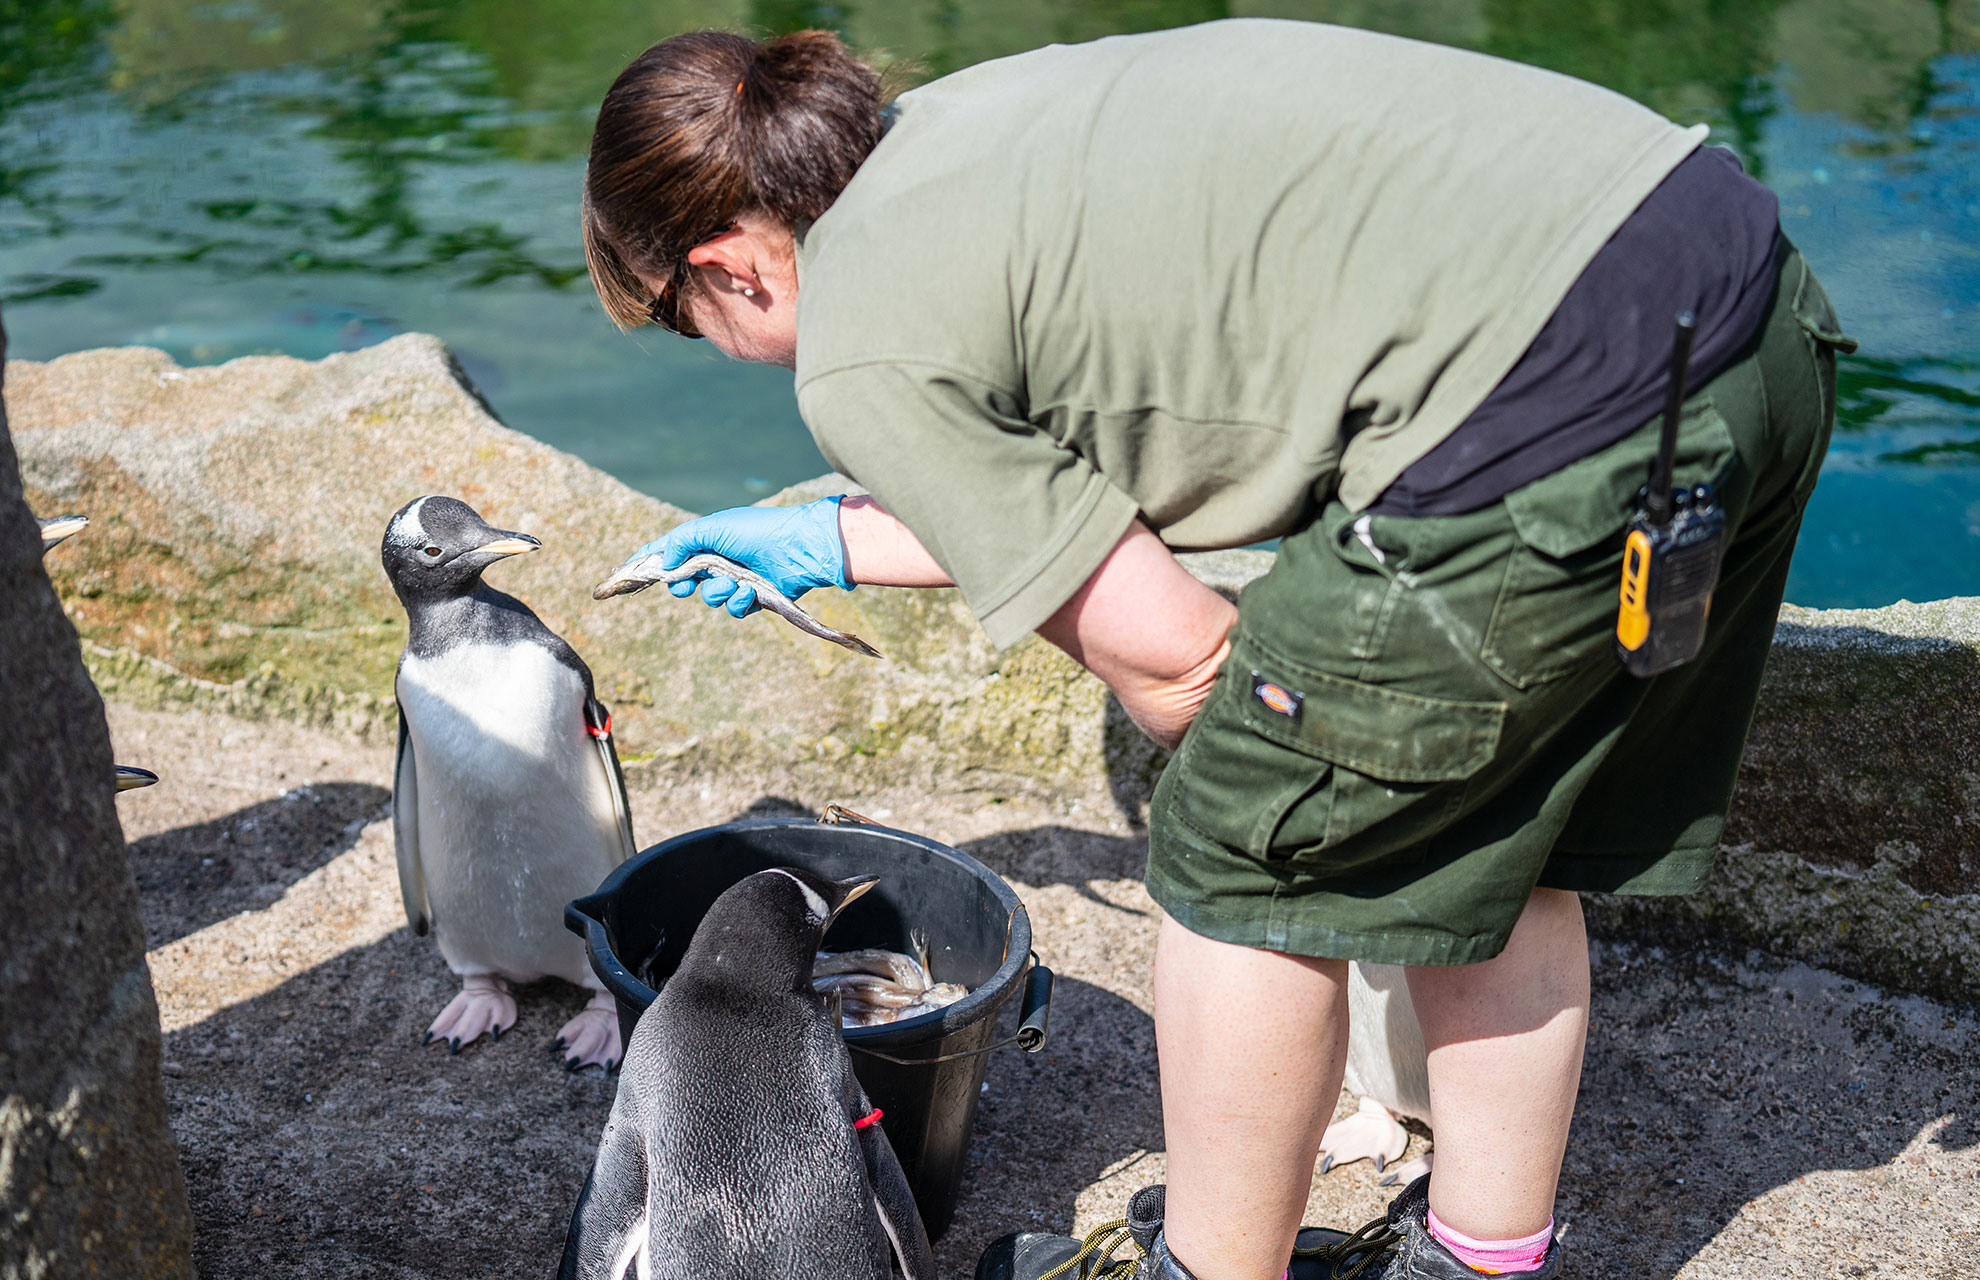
[858,1103,935,1280]
[585,697,638,863]
[392,705,431,936]
[560,1119,650,1280]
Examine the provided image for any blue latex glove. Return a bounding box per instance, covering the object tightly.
[643,496,853,619]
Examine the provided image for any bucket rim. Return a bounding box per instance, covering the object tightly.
[570,816,1034,1048]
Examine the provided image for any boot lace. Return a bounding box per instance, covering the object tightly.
[1037,1218,1147,1280]
[1038,1210,1402,1280]
[1291,1211,1403,1280]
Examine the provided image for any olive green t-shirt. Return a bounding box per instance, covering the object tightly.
[794,19,1705,649]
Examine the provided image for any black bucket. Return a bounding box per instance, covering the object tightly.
[564,817,1054,1237]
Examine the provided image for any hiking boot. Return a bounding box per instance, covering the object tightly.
[975,1185,1369,1280]
[1315,1175,1565,1280]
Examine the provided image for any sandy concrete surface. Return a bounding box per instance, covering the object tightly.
[108,702,1978,1279]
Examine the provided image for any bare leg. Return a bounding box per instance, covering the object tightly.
[1405,887,1589,1241]
[1155,911,1349,1280]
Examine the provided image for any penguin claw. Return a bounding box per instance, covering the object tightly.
[424,975,517,1057]
[1318,1096,1412,1176]
[554,996,623,1073]
[1380,1153,1434,1188]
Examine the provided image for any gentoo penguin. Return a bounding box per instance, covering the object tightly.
[1319,963,1433,1185]
[382,496,637,1071]
[38,511,159,791]
[561,867,935,1280]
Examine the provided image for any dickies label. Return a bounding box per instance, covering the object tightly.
[1250,672,1303,721]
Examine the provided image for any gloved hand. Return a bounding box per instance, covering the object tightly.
[641,496,853,619]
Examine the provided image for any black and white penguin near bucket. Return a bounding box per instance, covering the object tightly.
[560,868,936,1280]
[382,496,637,1071]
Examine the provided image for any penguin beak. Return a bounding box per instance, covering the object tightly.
[39,515,88,550]
[471,532,541,558]
[115,765,159,792]
[828,874,879,924]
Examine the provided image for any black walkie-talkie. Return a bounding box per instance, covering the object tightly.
[1615,312,1727,677]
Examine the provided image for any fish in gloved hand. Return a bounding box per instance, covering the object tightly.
[595,496,882,658]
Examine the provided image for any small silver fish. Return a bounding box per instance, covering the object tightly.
[593,551,882,659]
[832,983,922,1010]
[813,946,966,1028]
[813,947,931,992]
[813,973,920,1006]
[900,983,967,1018]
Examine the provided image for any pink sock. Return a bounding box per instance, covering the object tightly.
[1425,1209,1553,1275]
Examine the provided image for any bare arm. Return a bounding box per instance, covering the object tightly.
[838,500,1233,748]
[1036,521,1236,751]
[837,495,954,588]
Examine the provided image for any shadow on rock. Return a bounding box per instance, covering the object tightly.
[161,927,615,1280]
[1560,942,1978,1274]
[957,823,1149,893]
[1102,695,1169,830]
[132,781,391,949]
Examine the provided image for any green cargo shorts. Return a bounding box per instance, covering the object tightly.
[1147,244,1856,965]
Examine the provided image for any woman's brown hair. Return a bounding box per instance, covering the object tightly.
[584,30,885,331]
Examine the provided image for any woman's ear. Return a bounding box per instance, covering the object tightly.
[686,226,766,295]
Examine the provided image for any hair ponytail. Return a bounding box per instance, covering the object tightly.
[584,30,885,330]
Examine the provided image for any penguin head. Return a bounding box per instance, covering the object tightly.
[381,496,540,604]
[686,867,879,991]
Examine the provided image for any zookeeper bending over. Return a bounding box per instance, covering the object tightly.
[582,20,1854,1280]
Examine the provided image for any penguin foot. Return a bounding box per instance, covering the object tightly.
[554,991,621,1073]
[423,973,516,1055]
[1378,1150,1433,1188]
[1318,1095,1411,1175]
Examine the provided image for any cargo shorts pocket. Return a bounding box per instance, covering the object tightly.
[1788,252,1857,357]
[1481,399,1737,689]
[1166,637,1505,872]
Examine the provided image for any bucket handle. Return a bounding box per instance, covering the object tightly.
[816,806,1054,1064]
[849,953,1054,1066]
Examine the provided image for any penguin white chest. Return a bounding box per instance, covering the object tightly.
[396,642,617,983]
[398,642,585,775]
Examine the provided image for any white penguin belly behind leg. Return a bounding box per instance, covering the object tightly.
[1321,962,1434,1183]
[399,642,623,987]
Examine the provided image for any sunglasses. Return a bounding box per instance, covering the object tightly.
[647,259,701,339]
[646,224,737,339]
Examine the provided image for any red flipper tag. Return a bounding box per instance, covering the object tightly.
[586,710,611,740]
[854,1107,883,1130]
